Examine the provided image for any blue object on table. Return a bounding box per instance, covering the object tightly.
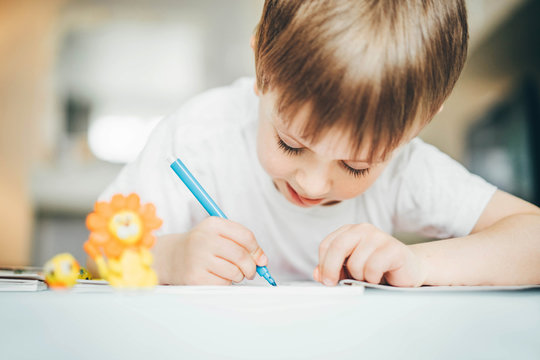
[169,157,277,286]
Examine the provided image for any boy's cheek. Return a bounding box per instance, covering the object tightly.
[256,140,293,179]
[258,151,294,179]
[332,166,386,200]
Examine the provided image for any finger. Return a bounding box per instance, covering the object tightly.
[204,273,233,286]
[204,217,265,264]
[319,231,363,286]
[315,264,349,283]
[318,225,352,270]
[339,264,351,281]
[345,236,382,281]
[184,269,231,285]
[212,236,257,280]
[363,244,404,284]
[209,256,245,283]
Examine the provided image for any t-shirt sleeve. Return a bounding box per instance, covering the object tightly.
[98,78,258,237]
[392,139,497,238]
[98,109,210,236]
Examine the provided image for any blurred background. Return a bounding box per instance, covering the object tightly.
[0,0,539,267]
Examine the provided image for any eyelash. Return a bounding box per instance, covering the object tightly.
[277,137,303,155]
[342,164,370,178]
[276,136,370,178]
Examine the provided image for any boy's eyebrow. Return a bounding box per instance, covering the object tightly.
[344,159,371,165]
[278,128,306,145]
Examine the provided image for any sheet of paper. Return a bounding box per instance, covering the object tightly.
[0,278,47,291]
[0,268,108,291]
[340,279,540,291]
[152,281,364,295]
[68,281,366,295]
[0,268,44,281]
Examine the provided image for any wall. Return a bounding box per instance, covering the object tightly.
[421,0,540,163]
[0,0,64,265]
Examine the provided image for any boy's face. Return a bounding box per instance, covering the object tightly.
[256,89,403,208]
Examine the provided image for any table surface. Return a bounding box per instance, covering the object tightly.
[1,284,539,360]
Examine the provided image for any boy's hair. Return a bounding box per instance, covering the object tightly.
[254,0,468,162]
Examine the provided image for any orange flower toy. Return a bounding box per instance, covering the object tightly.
[84,193,162,288]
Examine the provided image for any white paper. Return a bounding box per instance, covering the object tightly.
[153,281,364,295]
[340,279,540,291]
[0,269,108,291]
[0,278,47,291]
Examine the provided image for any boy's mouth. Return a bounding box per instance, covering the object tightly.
[286,183,324,207]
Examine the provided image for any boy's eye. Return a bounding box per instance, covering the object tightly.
[276,136,303,156]
[275,133,370,178]
[341,162,370,178]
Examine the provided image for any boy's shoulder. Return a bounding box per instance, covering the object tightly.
[381,137,493,199]
[380,137,461,190]
[392,137,457,168]
[396,137,442,164]
[386,138,440,173]
[161,77,258,142]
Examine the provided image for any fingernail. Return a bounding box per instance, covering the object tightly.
[313,267,320,281]
[323,277,333,286]
[258,254,268,265]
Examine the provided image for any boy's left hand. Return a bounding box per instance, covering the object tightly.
[314,223,426,287]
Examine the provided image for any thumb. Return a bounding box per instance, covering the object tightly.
[251,247,268,267]
[313,266,321,282]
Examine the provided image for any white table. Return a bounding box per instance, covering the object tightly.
[1,285,539,360]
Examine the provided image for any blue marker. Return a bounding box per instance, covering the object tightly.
[169,157,277,286]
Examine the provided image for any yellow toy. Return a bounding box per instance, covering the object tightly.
[77,267,92,280]
[44,253,80,289]
[83,193,162,288]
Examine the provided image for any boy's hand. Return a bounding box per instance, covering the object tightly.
[155,217,267,285]
[314,224,426,287]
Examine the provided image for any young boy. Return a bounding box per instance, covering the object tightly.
[98,0,540,287]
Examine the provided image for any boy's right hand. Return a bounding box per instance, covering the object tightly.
[154,217,268,285]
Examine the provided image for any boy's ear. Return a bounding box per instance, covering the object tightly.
[438,104,444,113]
[253,81,260,96]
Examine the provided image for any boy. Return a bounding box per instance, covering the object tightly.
[98,0,540,286]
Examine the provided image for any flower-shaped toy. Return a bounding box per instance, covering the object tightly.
[84,193,162,288]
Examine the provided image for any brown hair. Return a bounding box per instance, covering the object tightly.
[254,0,468,162]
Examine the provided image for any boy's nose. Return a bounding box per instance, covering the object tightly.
[295,165,332,198]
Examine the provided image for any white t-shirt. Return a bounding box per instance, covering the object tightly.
[100,78,497,282]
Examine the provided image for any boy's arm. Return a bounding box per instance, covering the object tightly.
[411,190,540,285]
